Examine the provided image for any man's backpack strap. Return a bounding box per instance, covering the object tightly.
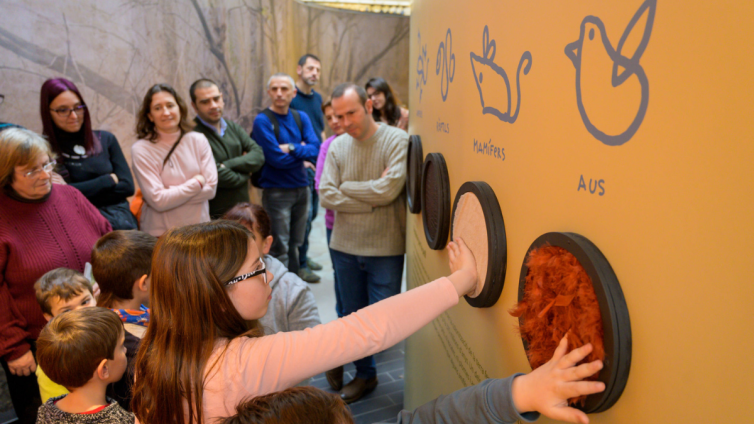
[290,109,303,137]
[260,109,280,141]
[261,108,305,142]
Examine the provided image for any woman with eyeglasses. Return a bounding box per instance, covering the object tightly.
[40,78,138,230]
[131,83,218,237]
[365,78,409,131]
[0,128,112,423]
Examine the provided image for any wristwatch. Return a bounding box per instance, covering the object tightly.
[287,143,296,152]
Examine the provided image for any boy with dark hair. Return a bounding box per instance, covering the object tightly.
[35,307,134,423]
[91,230,156,338]
[33,268,98,402]
[89,230,157,410]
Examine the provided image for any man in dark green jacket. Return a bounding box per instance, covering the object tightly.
[190,79,265,218]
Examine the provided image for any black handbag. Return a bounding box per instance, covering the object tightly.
[98,201,138,230]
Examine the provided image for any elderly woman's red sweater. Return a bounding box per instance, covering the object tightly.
[0,184,111,361]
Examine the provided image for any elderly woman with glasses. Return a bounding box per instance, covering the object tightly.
[0,128,111,423]
[39,78,137,230]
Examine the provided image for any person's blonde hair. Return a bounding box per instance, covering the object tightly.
[36,307,124,390]
[34,268,93,316]
[0,127,55,188]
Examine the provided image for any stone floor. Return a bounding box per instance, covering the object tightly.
[303,205,409,424]
[309,341,407,424]
[0,203,408,424]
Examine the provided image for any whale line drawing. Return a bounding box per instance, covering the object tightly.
[435,28,455,102]
[470,26,532,123]
[416,31,429,102]
[565,0,656,146]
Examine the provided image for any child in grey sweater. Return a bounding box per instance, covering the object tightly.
[223,203,321,335]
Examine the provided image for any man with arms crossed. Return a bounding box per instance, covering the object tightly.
[319,83,408,403]
[190,79,265,218]
[251,74,320,274]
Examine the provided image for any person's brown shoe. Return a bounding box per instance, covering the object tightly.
[340,376,378,404]
[325,365,344,391]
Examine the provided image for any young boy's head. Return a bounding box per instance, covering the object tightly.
[34,268,96,321]
[91,230,157,309]
[220,386,353,424]
[36,307,127,391]
[222,203,274,258]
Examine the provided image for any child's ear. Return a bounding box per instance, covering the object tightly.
[135,274,149,293]
[96,358,110,381]
[43,313,53,322]
[263,236,273,255]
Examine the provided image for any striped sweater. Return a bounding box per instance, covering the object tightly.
[319,123,408,256]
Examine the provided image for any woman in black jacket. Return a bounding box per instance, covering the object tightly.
[40,78,137,230]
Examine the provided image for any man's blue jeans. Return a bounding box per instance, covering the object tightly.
[330,250,404,380]
[326,228,343,318]
[262,187,310,274]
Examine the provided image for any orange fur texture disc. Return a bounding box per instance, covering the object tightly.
[510,245,605,406]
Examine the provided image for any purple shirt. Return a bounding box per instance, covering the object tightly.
[315,135,337,229]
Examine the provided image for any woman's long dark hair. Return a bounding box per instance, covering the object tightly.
[40,78,101,156]
[135,83,194,142]
[131,221,262,424]
[365,77,402,126]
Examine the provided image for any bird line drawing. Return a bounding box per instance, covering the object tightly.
[565,0,657,146]
[470,26,533,124]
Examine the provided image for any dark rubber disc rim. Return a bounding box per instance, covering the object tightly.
[517,232,631,413]
[407,135,423,214]
[421,153,451,250]
[450,181,507,308]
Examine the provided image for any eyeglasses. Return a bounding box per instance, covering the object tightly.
[225,260,268,286]
[23,160,56,179]
[50,104,86,117]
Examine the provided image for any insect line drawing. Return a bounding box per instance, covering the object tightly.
[565,0,657,146]
[435,28,455,102]
[470,26,532,123]
[416,31,429,102]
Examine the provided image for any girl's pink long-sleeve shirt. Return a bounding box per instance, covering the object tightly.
[167,276,458,423]
[131,130,218,236]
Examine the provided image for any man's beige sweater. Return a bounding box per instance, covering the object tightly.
[319,123,408,256]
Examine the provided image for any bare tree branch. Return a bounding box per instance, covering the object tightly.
[188,0,241,115]
[0,26,139,113]
[353,20,409,83]
[328,15,357,87]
